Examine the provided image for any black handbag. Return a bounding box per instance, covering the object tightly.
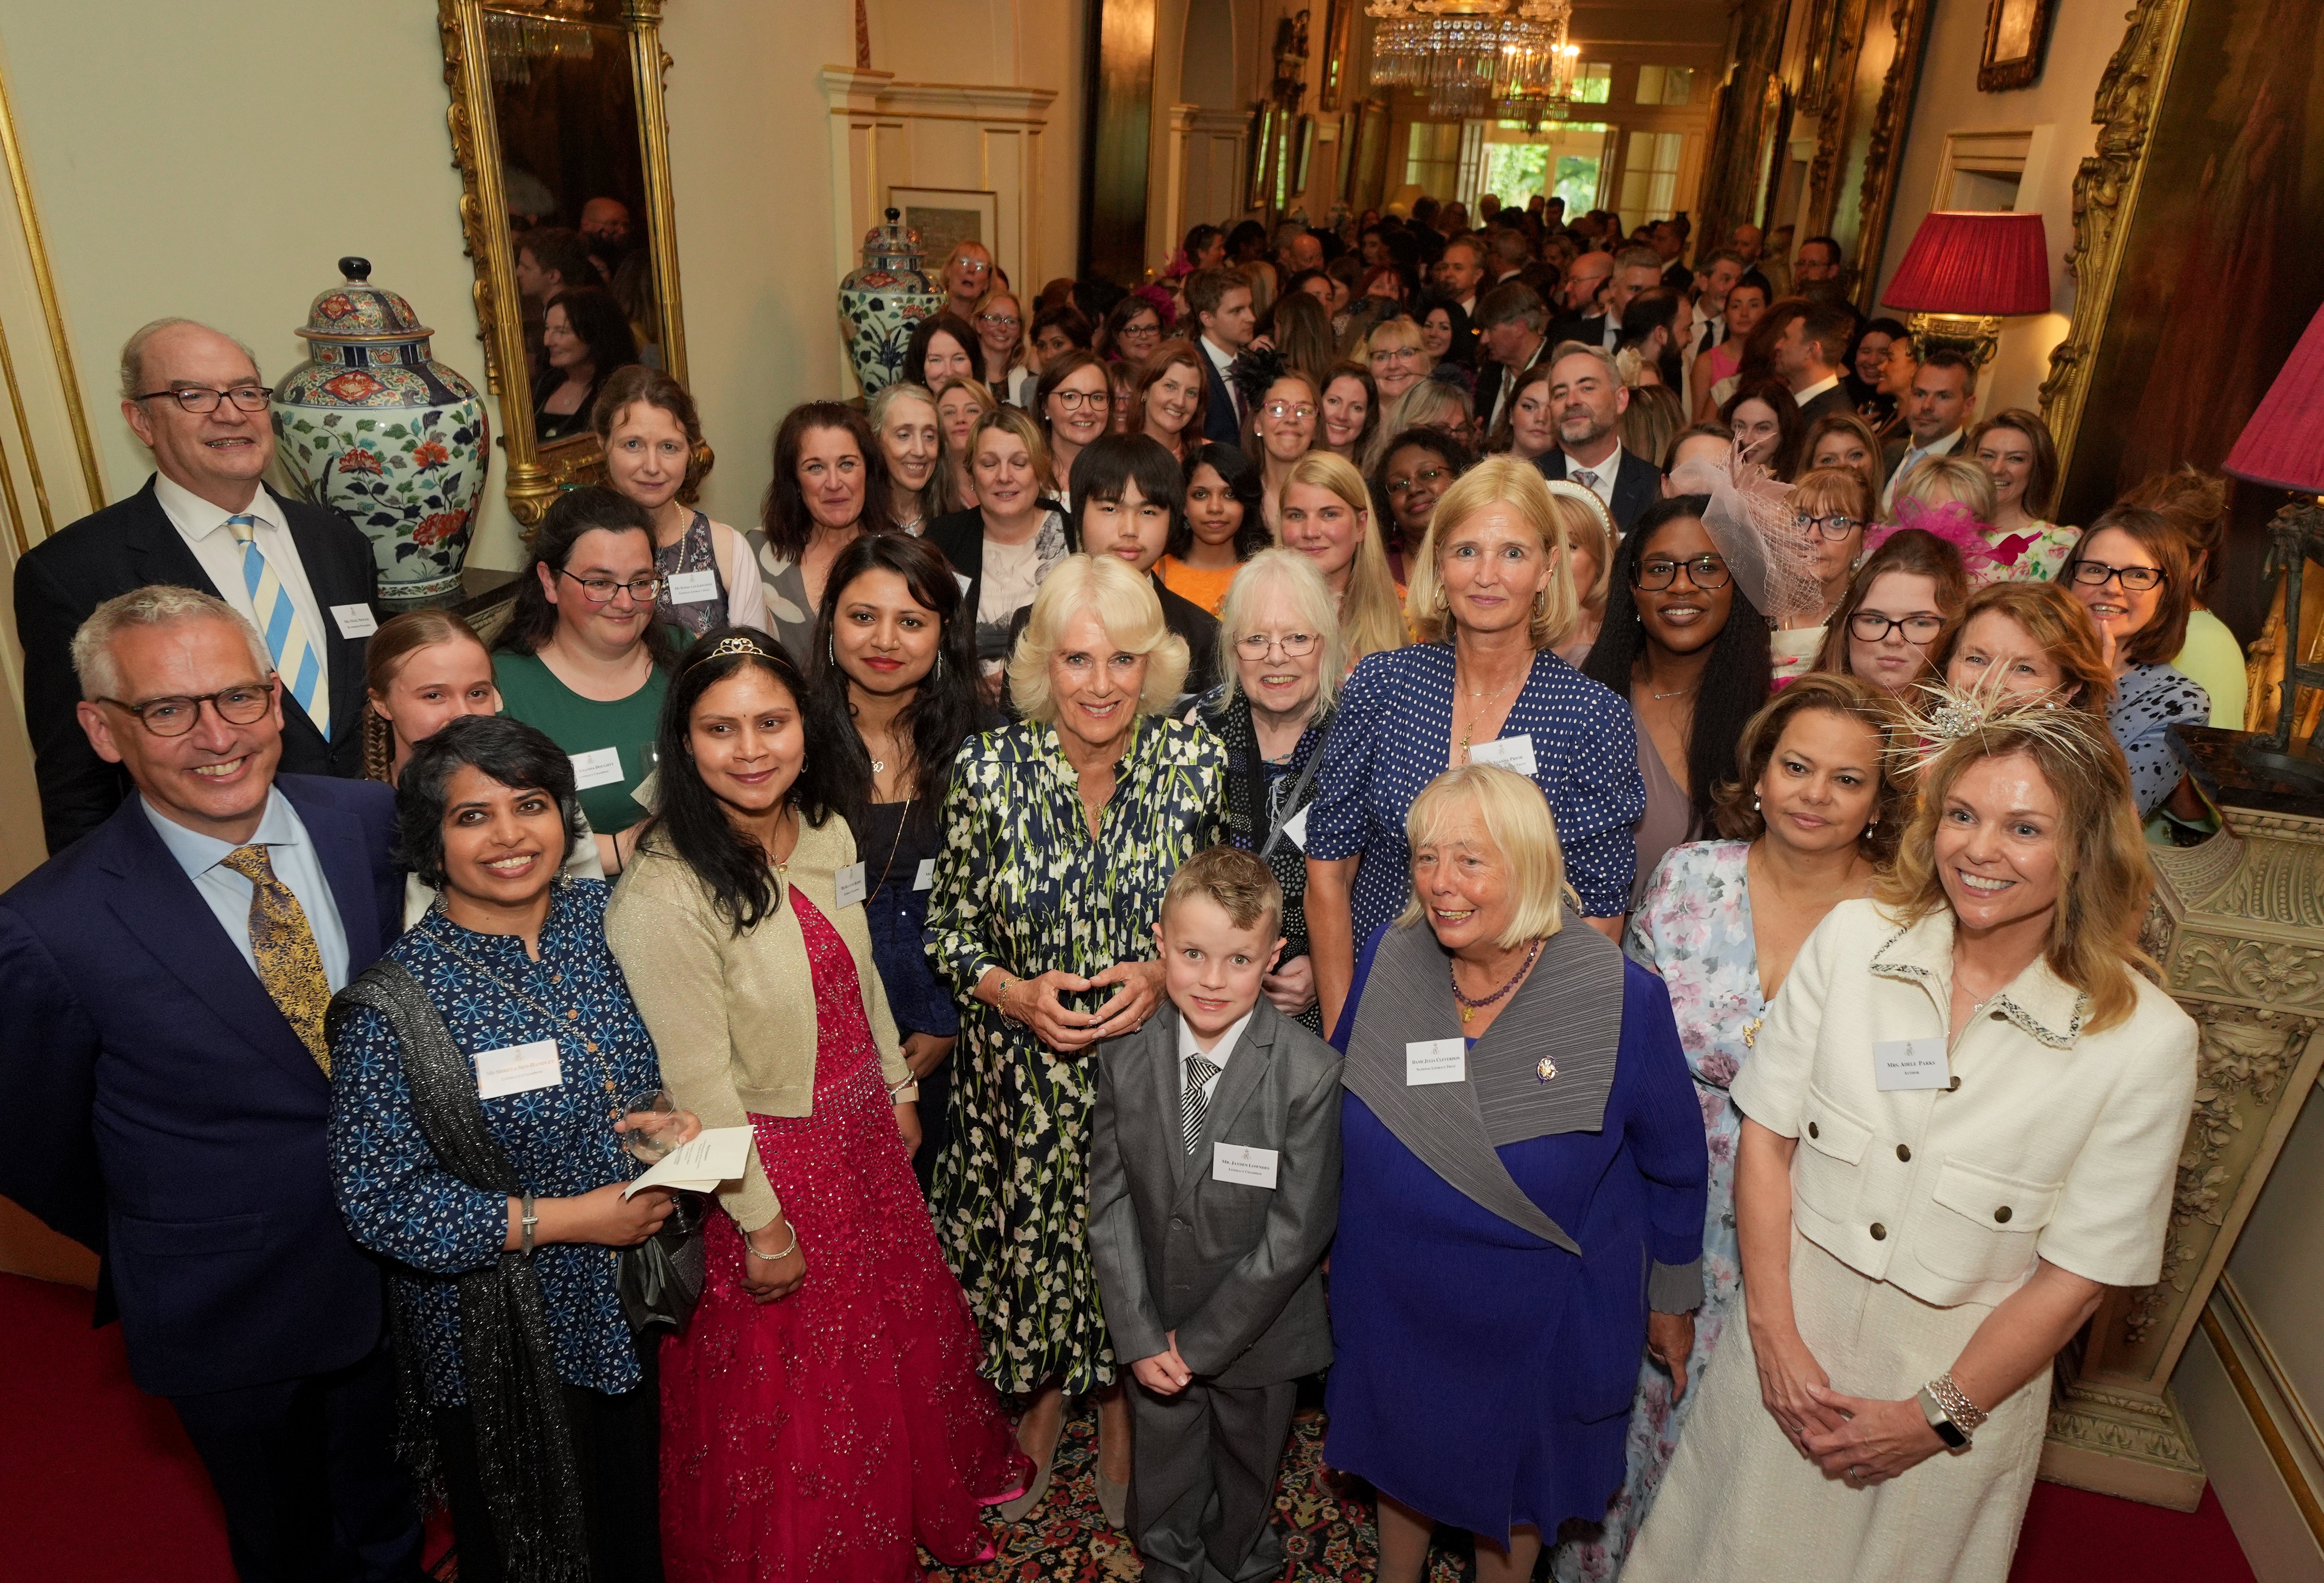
[615,1190,707,1336]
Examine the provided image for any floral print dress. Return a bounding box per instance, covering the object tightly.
[925,715,1226,1394]
[1554,839,1759,1582]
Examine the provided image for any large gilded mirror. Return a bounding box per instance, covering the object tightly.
[440,0,705,524]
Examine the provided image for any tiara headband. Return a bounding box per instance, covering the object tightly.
[683,633,774,672]
[1541,479,1613,535]
[1890,671,2118,780]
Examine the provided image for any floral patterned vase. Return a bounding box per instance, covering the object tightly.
[838,207,944,396]
[273,257,490,602]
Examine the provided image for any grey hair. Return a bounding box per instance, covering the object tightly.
[1549,339,1623,387]
[1214,547,1346,717]
[118,318,263,399]
[71,585,273,700]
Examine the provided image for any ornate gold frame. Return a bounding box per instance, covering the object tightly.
[438,0,699,526]
[2035,0,2193,477]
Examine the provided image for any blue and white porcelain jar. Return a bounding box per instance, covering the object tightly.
[838,208,944,397]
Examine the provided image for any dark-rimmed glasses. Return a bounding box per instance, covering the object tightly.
[98,681,274,736]
[1794,512,1861,541]
[1635,554,1731,591]
[558,569,662,604]
[1848,611,1945,644]
[133,385,271,414]
[2066,558,2166,592]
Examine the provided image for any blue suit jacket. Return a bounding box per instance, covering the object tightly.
[1200,344,1243,446]
[0,773,402,1396]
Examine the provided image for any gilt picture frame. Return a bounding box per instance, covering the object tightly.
[1979,0,2055,91]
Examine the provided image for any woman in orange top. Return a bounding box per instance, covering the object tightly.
[1156,442,1269,617]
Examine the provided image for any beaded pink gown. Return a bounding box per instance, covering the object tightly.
[659,890,1030,1581]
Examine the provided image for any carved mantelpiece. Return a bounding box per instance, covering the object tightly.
[2041,727,2324,1507]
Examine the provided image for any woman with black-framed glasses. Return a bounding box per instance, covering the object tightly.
[1810,527,1968,702]
[2063,507,2209,817]
[1771,467,1871,684]
[492,486,684,850]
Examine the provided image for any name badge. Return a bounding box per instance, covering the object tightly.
[666,568,719,606]
[1213,1142,1279,1189]
[569,746,624,790]
[914,857,937,891]
[330,602,379,638]
[474,1038,563,1100]
[954,570,973,596]
[1406,1037,1467,1086]
[1280,806,1310,851]
[1468,733,1537,776]
[1874,1037,1951,1091]
[834,861,868,908]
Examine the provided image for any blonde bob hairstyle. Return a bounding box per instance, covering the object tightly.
[1396,763,1568,946]
[1214,547,1350,716]
[1544,482,1614,612]
[967,403,1055,502]
[1890,451,1996,523]
[1007,552,1190,723]
[1407,455,1579,649]
[1876,709,2154,1033]
[1281,449,1408,664]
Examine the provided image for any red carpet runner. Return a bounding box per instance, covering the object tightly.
[2,1273,2253,1581]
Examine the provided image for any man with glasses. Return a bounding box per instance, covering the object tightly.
[15,317,377,852]
[1533,344,1661,532]
[0,584,418,1581]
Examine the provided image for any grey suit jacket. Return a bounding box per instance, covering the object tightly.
[1089,997,1342,1387]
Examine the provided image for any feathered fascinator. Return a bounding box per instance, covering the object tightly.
[1130,280,1179,328]
[1228,345,1291,404]
[1667,447,1826,624]
[1892,669,2120,781]
[1864,499,2027,578]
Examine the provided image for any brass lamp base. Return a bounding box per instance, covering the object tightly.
[2239,495,2324,784]
[1905,311,2004,368]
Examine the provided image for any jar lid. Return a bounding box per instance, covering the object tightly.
[294,256,430,341]
[861,207,924,266]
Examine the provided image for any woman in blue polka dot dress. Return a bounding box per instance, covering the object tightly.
[1308,457,1643,1035]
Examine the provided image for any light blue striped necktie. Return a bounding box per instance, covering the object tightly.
[226,513,328,736]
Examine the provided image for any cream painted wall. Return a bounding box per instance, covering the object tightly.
[1874,0,2120,417]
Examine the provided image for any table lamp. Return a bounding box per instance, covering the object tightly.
[1879,209,2050,366]
[2224,298,2324,782]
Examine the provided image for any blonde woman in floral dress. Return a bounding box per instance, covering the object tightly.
[1555,674,1901,1581]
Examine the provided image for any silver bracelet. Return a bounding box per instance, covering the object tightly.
[519,1190,538,1258]
[745,1221,800,1262]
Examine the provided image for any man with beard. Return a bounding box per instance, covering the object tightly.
[1530,342,1659,531]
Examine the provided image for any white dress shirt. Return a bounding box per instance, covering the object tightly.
[1200,335,1243,426]
[144,786,353,991]
[154,474,335,703]
[1178,1005,1256,1106]
[1881,427,1966,514]
[1562,446,1622,515]
[1793,373,1843,406]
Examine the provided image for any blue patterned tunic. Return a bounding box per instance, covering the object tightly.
[328,878,663,1405]
[2110,661,2209,817]
[1305,642,1645,937]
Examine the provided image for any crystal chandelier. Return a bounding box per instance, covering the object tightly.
[1367,0,1580,120]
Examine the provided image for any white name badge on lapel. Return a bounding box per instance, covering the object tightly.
[1280,806,1310,851]
[1406,1037,1467,1086]
[474,1038,563,1100]
[666,569,719,606]
[1874,1037,1951,1091]
[330,602,379,639]
[569,747,624,790]
[1468,734,1537,776]
[1213,1143,1280,1189]
[914,858,937,891]
[834,861,868,908]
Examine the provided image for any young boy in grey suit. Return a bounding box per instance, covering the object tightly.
[1089,846,1343,1581]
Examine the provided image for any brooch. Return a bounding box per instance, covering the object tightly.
[1741,1017,1763,1049]
[1536,1056,1559,1083]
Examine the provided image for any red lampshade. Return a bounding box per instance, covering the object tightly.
[1880,211,2051,317]
[2225,299,2324,494]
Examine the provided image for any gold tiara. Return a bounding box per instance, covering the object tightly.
[686,632,771,669]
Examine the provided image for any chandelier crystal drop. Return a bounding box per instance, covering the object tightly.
[1367,0,1580,120]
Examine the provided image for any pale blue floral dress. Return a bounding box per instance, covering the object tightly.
[1553,839,1759,1581]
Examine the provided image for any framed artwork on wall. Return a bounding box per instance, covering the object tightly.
[1249,103,1280,209]
[1979,0,2055,91]
[887,187,999,279]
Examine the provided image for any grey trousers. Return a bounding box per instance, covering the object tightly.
[1126,1376,1299,1583]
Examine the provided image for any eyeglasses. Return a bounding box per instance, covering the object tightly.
[978,313,1022,331]
[952,259,992,276]
[1848,610,1945,644]
[1635,554,1731,591]
[97,681,274,736]
[1386,466,1450,497]
[1371,345,1426,364]
[558,568,662,604]
[133,384,271,414]
[1119,322,1161,340]
[1794,512,1861,541]
[2067,558,2166,592]
[1050,389,1108,411]
[1234,631,1319,659]
[1263,401,1317,421]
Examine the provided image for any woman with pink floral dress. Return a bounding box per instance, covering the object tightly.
[1553,675,1903,1581]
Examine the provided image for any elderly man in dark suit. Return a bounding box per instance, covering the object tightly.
[1532,342,1661,532]
[14,318,377,854]
[1089,847,1342,1575]
[0,586,417,1583]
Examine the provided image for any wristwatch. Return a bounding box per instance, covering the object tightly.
[1918,1384,1969,1448]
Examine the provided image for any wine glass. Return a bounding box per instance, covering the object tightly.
[619,1087,681,1164]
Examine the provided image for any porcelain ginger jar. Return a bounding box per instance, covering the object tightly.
[273,258,490,602]
[839,208,944,396]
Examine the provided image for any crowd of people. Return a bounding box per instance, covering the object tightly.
[0,188,2237,1583]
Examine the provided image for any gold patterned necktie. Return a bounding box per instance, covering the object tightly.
[219,844,333,1075]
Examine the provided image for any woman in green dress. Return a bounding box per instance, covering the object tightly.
[927,553,1226,1524]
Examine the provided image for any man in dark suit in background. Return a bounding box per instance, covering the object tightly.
[0,586,417,1582]
[1777,302,1861,429]
[1532,343,1661,532]
[1472,282,1553,437]
[14,318,377,854]
[1187,269,1258,446]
